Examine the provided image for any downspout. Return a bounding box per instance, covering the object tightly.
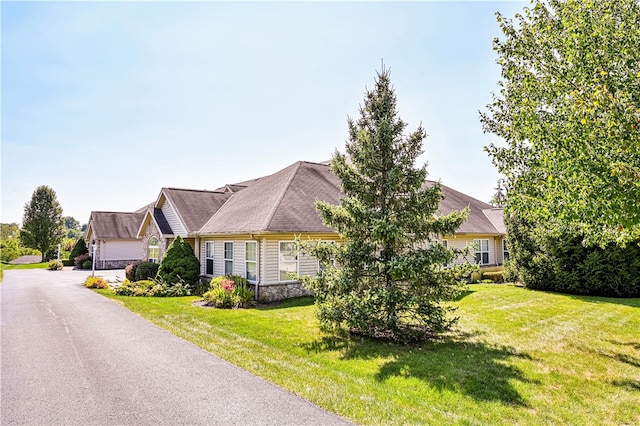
[252,234,261,302]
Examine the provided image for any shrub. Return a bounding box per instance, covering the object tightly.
[203,275,255,308]
[157,236,200,285]
[82,260,93,269]
[506,215,640,297]
[482,271,504,283]
[135,261,160,281]
[69,238,89,261]
[125,261,141,281]
[114,278,190,297]
[84,276,110,289]
[74,253,92,268]
[48,259,63,270]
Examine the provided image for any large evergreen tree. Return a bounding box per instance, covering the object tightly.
[303,67,471,342]
[157,236,200,285]
[19,185,65,262]
[481,0,640,245]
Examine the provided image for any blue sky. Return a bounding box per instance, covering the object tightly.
[2,1,526,226]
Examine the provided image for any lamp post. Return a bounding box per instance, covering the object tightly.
[91,240,97,277]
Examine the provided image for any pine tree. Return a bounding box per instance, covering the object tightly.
[69,237,89,262]
[304,66,471,342]
[19,185,65,262]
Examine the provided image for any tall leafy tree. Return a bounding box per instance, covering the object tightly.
[303,66,471,342]
[481,0,640,245]
[19,186,65,262]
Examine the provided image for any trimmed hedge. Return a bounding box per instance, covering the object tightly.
[506,215,640,297]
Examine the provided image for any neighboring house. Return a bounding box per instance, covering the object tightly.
[424,181,507,267]
[195,161,343,302]
[85,211,146,269]
[136,187,233,263]
[87,159,505,301]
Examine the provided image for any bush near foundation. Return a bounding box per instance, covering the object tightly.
[135,261,159,281]
[156,236,200,285]
[202,275,255,309]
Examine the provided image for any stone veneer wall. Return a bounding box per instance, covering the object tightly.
[255,281,313,303]
[97,260,135,270]
[140,226,168,262]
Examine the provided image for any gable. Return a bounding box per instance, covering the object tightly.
[161,188,231,235]
[198,161,341,235]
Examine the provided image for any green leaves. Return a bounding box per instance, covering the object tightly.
[482,0,640,245]
[19,185,65,261]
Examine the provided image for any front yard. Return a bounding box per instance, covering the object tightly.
[100,284,640,425]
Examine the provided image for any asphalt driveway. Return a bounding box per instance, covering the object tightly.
[0,269,350,425]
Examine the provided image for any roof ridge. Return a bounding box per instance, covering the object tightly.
[91,210,142,214]
[261,161,302,230]
[165,187,226,194]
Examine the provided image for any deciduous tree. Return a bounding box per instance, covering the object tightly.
[19,185,65,262]
[481,0,640,245]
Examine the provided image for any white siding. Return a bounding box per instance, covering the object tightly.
[299,251,318,277]
[444,236,500,266]
[264,240,280,284]
[161,199,187,237]
[200,238,257,279]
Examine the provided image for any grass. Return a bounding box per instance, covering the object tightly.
[99,284,640,425]
[1,261,48,271]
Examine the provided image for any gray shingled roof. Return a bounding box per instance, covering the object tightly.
[422,181,505,235]
[197,161,504,236]
[89,211,146,239]
[161,188,232,234]
[198,161,341,234]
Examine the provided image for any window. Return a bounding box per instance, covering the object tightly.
[224,242,233,276]
[205,242,214,275]
[503,239,510,262]
[442,239,448,249]
[279,241,298,281]
[148,237,159,263]
[474,239,489,265]
[245,241,257,283]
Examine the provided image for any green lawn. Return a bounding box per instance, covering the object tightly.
[1,262,48,270]
[100,284,640,425]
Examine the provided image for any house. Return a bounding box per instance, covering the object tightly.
[194,161,342,301]
[136,187,234,263]
[88,159,505,301]
[85,210,147,269]
[423,181,507,267]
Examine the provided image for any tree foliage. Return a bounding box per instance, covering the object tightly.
[481,0,640,245]
[301,67,472,343]
[1,223,19,240]
[19,185,65,262]
[69,237,89,262]
[505,213,640,297]
[157,236,200,285]
[64,216,83,239]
